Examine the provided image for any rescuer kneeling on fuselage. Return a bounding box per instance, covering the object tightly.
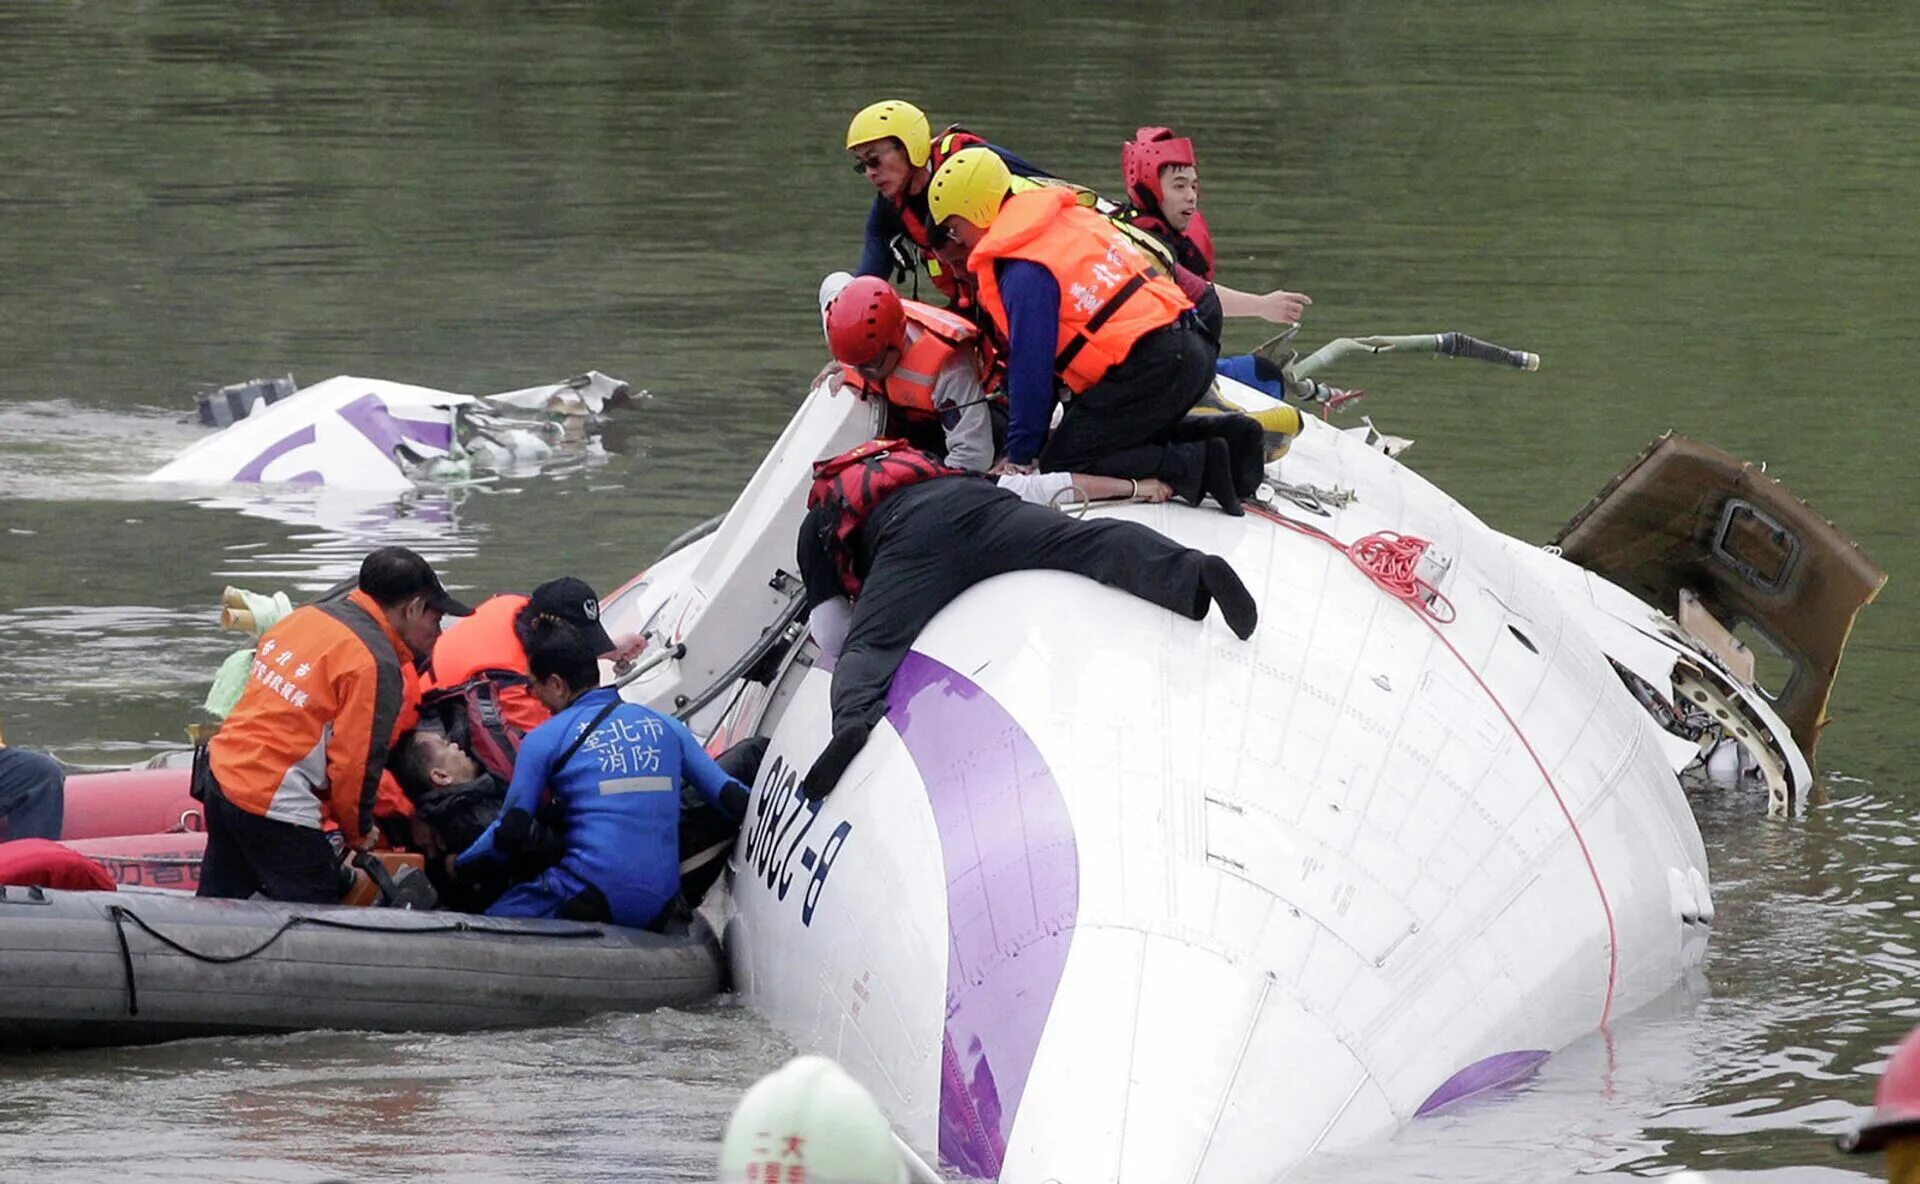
[454,623,749,929]
[927,147,1252,515]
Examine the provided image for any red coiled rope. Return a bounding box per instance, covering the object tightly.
[1345,530,1456,623]
[1247,500,1620,1027]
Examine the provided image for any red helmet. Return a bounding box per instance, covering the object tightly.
[825,276,906,367]
[1840,1026,1920,1152]
[1121,126,1196,210]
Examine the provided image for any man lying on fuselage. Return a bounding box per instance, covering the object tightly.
[453,623,750,929]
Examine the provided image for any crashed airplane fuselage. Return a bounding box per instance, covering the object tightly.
[602,373,1890,1181]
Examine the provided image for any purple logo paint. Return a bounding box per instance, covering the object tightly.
[887,652,1081,1180]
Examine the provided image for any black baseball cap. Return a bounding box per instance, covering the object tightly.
[358,547,474,617]
[528,576,614,655]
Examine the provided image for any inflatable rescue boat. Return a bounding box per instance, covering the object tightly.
[0,886,721,1053]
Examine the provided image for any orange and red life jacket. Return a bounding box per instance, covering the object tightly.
[893,125,990,307]
[838,299,985,419]
[970,189,1193,395]
[807,439,965,597]
[423,593,549,733]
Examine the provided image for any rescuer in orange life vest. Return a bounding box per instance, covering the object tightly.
[794,439,1259,799]
[196,546,470,902]
[816,272,1176,509]
[419,576,617,760]
[846,99,1052,313]
[924,147,1261,515]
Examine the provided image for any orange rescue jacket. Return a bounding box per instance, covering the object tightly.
[969,188,1191,395]
[208,587,413,844]
[423,593,549,734]
[839,300,984,418]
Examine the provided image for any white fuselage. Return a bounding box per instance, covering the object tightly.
[615,380,1715,1182]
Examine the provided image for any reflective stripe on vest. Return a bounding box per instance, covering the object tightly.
[970,189,1192,394]
[315,596,406,840]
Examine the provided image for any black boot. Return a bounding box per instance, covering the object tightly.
[1164,441,1208,508]
[804,723,872,800]
[1171,413,1265,497]
[1202,437,1244,516]
[1201,555,1259,639]
[1219,413,1267,497]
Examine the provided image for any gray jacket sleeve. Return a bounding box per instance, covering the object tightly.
[931,355,995,473]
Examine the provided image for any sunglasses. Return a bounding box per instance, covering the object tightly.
[850,152,890,175]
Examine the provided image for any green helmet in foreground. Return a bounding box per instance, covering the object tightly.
[716,1055,907,1184]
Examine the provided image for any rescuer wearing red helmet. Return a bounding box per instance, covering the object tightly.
[1120,127,1313,401]
[824,273,996,471]
[1840,1024,1920,1183]
[817,272,1175,508]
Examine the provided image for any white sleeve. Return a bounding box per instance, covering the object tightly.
[808,596,854,662]
[932,356,995,473]
[995,471,1079,507]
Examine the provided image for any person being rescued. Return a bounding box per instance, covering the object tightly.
[817,271,1174,509]
[453,622,750,929]
[1118,126,1313,399]
[846,98,1051,313]
[795,439,1260,800]
[196,547,468,903]
[924,146,1266,516]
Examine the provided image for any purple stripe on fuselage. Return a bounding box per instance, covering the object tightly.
[336,392,455,458]
[233,424,317,482]
[887,652,1080,1181]
[1415,1049,1551,1116]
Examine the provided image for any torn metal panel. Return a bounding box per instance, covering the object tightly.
[1552,433,1886,760]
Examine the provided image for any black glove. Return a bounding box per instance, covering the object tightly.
[719,780,751,824]
[803,723,872,801]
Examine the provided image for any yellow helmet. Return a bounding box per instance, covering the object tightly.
[846,100,931,168]
[927,146,1013,230]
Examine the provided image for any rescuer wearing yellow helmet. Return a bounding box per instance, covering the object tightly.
[844,99,1049,313]
[925,147,1258,516]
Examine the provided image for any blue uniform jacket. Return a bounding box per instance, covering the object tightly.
[456,687,741,927]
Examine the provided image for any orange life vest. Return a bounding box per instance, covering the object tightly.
[423,593,549,735]
[839,300,983,418]
[970,188,1192,395]
[894,126,990,306]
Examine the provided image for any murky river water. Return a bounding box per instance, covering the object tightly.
[1,3,1915,1181]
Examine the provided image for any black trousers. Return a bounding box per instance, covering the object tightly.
[1038,316,1220,499]
[828,478,1214,732]
[196,787,350,903]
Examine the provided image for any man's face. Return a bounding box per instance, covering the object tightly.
[854,343,903,385]
[1160,165,1200,232]
[935,216,984,268]
[394,596,445,660]
[531,672,574,714]
[417,731,481,787]
[849,137,914,202]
